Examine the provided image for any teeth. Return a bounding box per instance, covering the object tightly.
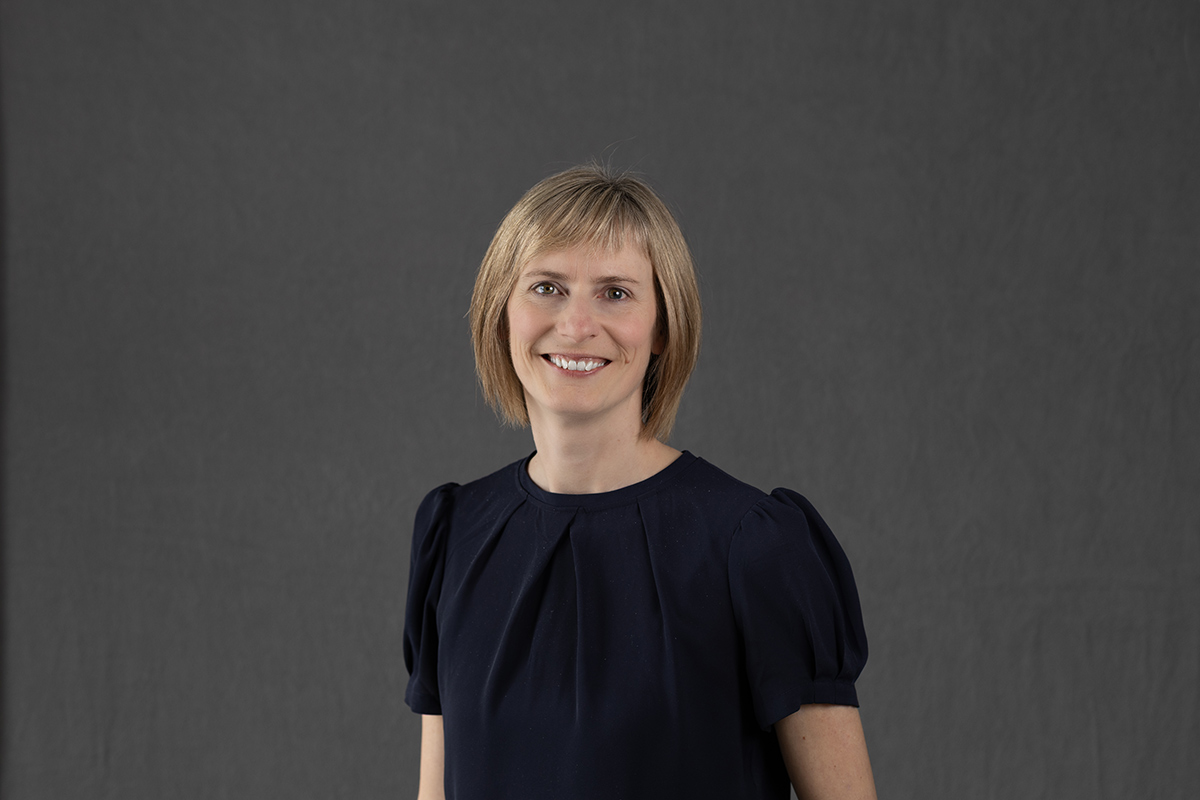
[549,355,605,372]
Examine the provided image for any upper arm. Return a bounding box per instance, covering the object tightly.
[775,704,877,800]
[417,714,445,800]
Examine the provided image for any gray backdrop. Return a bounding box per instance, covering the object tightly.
[3,0,1197,798]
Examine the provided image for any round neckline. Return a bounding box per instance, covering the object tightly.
[516,450,697,509]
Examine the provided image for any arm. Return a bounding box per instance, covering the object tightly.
[417,714,445,800]
[775,704,877,800]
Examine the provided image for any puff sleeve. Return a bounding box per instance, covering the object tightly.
[728,489,868,730]
[403,483,456,715]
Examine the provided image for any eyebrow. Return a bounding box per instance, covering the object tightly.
[522,269,643,286]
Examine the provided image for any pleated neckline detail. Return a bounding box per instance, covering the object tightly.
[515,450,698,510]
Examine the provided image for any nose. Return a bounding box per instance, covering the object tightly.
[556,295,599,342]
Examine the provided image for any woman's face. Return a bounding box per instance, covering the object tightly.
[506,242,662,430]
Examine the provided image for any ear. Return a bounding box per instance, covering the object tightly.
[652,327,665,356]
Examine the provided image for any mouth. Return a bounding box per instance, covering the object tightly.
[542,353,611,373]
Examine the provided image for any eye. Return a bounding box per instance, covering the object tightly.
[533,282,559,295]
[605,287,628,301]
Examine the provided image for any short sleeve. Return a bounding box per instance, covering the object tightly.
[403,483,456,715]
[728,489,868,730]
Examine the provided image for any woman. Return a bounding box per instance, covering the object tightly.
[404,165,876,799]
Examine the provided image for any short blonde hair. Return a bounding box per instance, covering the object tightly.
[470,164,701,442]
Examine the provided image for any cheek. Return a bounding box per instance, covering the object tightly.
[624,311,660,354]
[506,299,545,350]
[505,298,524,338]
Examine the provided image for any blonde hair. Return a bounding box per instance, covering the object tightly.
[470,164,701,442]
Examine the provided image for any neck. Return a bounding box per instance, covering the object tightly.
[525,408,680,495]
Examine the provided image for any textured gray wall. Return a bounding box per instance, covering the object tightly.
[3,1,1198,798]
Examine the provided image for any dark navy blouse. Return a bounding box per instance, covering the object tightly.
[404,452,867,799]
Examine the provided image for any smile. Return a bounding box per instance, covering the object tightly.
[543,354,610,373]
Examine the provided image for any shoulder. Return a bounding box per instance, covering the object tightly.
[733,488,830,544]
[729,487,856,593]
[738,488,827,533]
[674,457,842,555]
[675,459,830,542]
[635,455,766,547]
[410,482,457,564]
[420,455,527,509]
[680,455,769,511]
[411,457,529,552]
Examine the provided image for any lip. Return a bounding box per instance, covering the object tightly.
[544,352,610,361]
[541,353,610,375]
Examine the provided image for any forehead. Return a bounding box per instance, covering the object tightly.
[517,241,653,282]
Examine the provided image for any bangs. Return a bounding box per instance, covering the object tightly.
[520,180,652,263]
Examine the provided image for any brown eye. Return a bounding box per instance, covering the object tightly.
[605,287,627,301]
[534,283,557,295]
